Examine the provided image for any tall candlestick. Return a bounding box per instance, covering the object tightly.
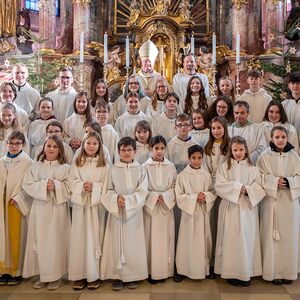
[236,32,240,64]
[191,34,195,54]
[104,32,108,64]
[126,36,130,68]
[212,33,217,65]
[160,47,164,75]
[80,32,84,63]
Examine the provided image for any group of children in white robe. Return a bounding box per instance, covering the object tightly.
[1,67,300,291]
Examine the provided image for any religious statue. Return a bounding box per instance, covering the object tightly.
[285,0,300,41]
[196,46,213,73]
[156,0,169,15]
[107,46,121,82]
[128,0,140,26]
[0,0,17,37]
[179,0,192,21]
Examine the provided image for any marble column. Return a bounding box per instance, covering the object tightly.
[39,0,56,48]
[262,0,284,52]
[232,3,248,52]
[72,0,91,51]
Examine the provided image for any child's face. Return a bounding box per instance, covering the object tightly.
[211,121,224,140]
[151,142,166,162]
[85,126,94,135]
[190,78,202,94]
[271,129,288,152]
[6,138,23,155]
[219,79,232,96]
[165,96,178,112]
[0,85,14,102]
[189,151,203,169]
[84,136,99,157]
[128,78,139,92]
[268,105,281,124]
[234,105,248,125]
[95,82,107,97]
[119,145,136,163]
[192,113,205,129]
[127,97,140,114]
[1,108,15,128]
[247,76,261,90]
[95,107,109,124]
[46,125,63,138]
[216,100,228,117]
[75,96,88,114]
[44,139,59,161]
[288,81,300,97]
[135,128,149,144]
[156,81,168,97]
[231,143,246,161]
[39,100,53,119]
[175,120,192,139]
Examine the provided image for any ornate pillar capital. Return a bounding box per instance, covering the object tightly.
[232,0,248,10]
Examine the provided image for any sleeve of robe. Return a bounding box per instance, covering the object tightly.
[285,152,300,200]
[69,163,86,206]
[53,164,71,205]
[63,119,72,145]
[90,167,108,206]
[244,167,266,208]
[22,164,48,201]
[250,125,268,163]
[123,167,148,220]
[13,190,32,216]
[215,163,243,204]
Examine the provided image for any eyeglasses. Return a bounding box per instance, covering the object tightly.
[7,142,23,146]
[128,82,139,85]
[47,130,62,134]
[176,123,191,128]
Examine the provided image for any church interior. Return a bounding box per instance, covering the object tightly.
[0,0,300,299]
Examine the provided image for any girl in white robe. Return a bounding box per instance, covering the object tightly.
[175,145,216,280]
[0,131,32,286]
[143,135,177,282]
[214,136,266,286]
[22,136,71,290]
[28,97,57,158]
[190,109,210,148]
[63,91,94,152]
[68,132,108,290]
[101,137,148,291]
[256,126,300,285]
[134,120,151,164]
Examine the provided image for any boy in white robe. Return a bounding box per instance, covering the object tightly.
[256,126,300,284]
[101,137,148,291]
[238,69,272,124]
[115,92,151,139]
[175,145,216,281]
[228,101,267,163]
[166,113,197,173]
[214,136,266,286]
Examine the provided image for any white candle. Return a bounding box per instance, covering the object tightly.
[212,32,216,65]
[80,32,84,63]
[236,32,240,64]
[191,35,195,54]
[160,47,164,69]
[126,36,130,68]
[104,32,108,64]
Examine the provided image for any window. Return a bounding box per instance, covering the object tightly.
[25,0,60,16]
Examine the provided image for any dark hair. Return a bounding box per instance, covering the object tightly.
[37,135,66,164]
[263,100,288,123]
[85,121,103,143]
[183,53,196,63]
[175,113,192,125]
[0,82,17,101]
[205,116,230,156]
[73,91,93,127]
[288,71,300,83]
[59,67,72,73]
[166,92,180,104]
[126,91,140,102]
[134,120,152,144]
[184,75,208,114]
[38,97,54,109]
[46,121,63,133]
[90,79,109,107]
[149,135,167,148]
[227,136,252,169]
[192,109,209,129]
[270,125,288,138]
[95,100,110,112]
[234,100,250,113]
[207,95,234,124]
[247,69,262,78]
[217,76,236,102]
[7,130,26,145]
[118,136,136,151]
[188,144,204,158]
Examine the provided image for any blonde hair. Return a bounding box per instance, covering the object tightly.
[75,132,105,167]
